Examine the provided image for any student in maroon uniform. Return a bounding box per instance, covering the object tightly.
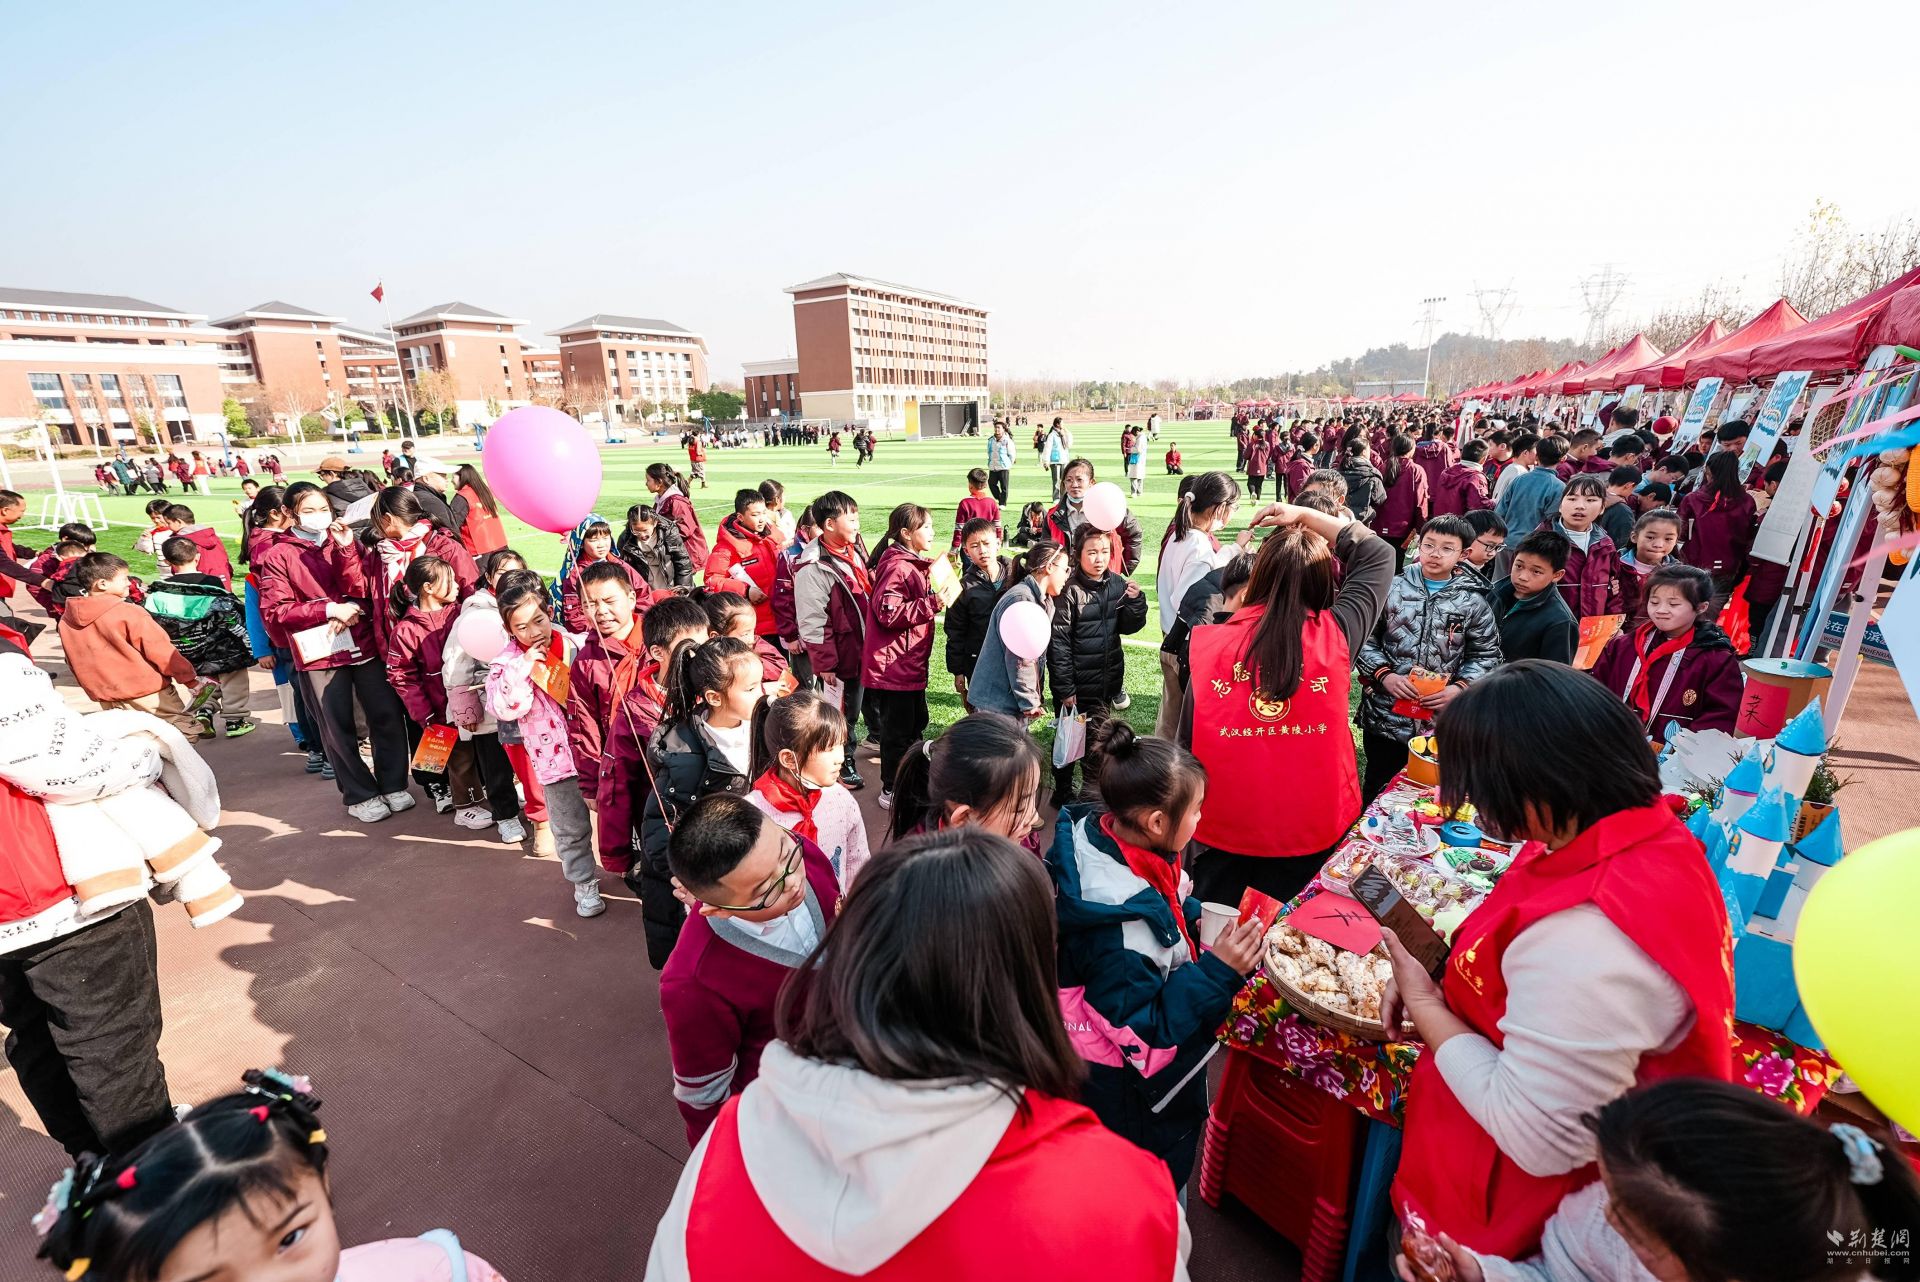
[1374,435,1431,567]
[1589,563,1743,737]
[1678,451,1759,600]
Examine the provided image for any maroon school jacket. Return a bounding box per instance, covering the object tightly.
[1432,462,1493,518]
[1532,522,1624,620]
[1374,461,1431,543]
[1589,624,1743,735]
[1677,489,1758,581]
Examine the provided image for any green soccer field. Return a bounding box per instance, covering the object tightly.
[36,419,1250,736]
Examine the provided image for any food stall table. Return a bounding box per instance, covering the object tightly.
[1197,775,1840,1282]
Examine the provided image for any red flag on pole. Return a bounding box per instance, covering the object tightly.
[370,282,384,303]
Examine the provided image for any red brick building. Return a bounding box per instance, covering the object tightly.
[782,273,989,435]
[742,357,800,419]
[0,287,228,446]
[392,301,530,423]
[548,314,709,424]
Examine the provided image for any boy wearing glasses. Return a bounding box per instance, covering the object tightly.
[660,792,840,1144]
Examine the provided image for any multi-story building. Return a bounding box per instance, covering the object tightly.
[392,301,529,423]
[210,303,412,433]
[548,314,709,423]
[335,324,405,427]
[782,272,989,435]
[0,287,228,446]
[521,344,563,403]
[742,357,800,419]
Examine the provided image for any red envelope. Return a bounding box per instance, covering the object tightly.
[1281,891,1384,955]
[1236,887,1285,932]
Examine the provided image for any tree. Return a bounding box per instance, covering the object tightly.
[221,397,251,436]
[268,384,314,443]
[1780,199,1920,320]
[687,388,743,423]
[407,369,459,439]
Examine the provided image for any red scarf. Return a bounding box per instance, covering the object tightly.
[821,537,873,595]
[1100,814,1194,954]
[1627,623,1692,722]
[607,622,661,718]
[752,769,820,845]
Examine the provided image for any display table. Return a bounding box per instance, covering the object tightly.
[1197,774,1840,1278]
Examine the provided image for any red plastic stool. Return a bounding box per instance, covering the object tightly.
[1199,1046,1367,1282]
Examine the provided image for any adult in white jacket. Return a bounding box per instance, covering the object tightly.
[0,622,176,1157]
[647,827,1190,1282]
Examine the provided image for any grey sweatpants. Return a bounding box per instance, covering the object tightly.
[543,776,598,885]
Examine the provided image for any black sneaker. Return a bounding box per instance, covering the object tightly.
[840,763,865,791]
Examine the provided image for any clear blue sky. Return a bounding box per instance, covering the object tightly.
[2,0,1911,384]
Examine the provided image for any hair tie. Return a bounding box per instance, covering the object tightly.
[250,1105,271,1122]
[1833,1124,1886,1185]
[65,1259,90,1280]
[114,1167,137,1192]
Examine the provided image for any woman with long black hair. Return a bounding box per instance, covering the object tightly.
[1179,501,1394,903]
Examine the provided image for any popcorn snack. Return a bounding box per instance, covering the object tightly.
[1263,923,1395,1025]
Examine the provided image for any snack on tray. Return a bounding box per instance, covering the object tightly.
[1263,923,1394,1022]
[1366,850,1479,920]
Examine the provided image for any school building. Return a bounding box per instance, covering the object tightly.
[782,272,990,435]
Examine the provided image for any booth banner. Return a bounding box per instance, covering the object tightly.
[1742,371,1812,473]
[1724,390,1759,428]
[1813,370,1912,514]
[1617,384,1645,420]
[1676,377,1723,445]
[1878,570,1920,718]
[1581,391,1604,426]
[1753,442,1824,565]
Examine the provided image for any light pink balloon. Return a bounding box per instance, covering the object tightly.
[1084,481,1128,532]
[999,599,1051,661]
[481,406,603,533]
[456,609,509,662]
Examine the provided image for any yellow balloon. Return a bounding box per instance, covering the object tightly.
[1793,826,1920,1132]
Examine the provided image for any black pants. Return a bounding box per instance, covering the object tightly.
[867,687,930,792]
[1361,727,1410,807]
[0,902,172,1158]
[1248,474,1266,500]
[988,469,1010,505]
[297,660,412,805]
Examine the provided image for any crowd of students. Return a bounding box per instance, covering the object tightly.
[7,407,1911,1282]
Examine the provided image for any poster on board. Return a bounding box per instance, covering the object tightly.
[1676,378,1723,446]
[1741,371,1812,473]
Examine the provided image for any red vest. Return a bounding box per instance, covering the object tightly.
[1393,800,1735,1258]
[457,486,506,557]
[0,526,20,598]
[1188,605,1359,857]
[683,1092,1179,1282]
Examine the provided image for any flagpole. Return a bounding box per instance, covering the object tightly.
[377,284,417,441]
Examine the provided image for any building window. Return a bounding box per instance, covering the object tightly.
[29,372,67,412]
[155,374,187,408]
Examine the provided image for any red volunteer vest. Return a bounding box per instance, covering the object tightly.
[1393,800,1735,1258]
[0,527,19,598]
[457,486,506,557]
[1188,605,1359,857]
[684,1092,1179,1282]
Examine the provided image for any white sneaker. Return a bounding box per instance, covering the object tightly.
[347,797,392,823]
[454,805,492,830]
[574,879,607,918]
[383,791,417,814]
[876,788,893,810]
[496,816,527,844]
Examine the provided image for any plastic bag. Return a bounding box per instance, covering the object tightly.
[1053,712,1087,769]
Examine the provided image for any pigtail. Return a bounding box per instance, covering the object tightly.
[748,695,773,780]
[886,739,936,843]
[662,636,706,725]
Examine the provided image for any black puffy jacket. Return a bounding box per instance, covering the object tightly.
[637,717,751,969]
[944,556,1007,679]
[1046,570,1149,707]
[1339,457,1388,525]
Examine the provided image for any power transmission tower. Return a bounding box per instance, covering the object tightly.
[1471,282,1518,341]
[1579,265,1629,347]
[1419,296,1446,398]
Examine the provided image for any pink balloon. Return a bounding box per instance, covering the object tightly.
[481,407,603,533]
[1084,481,1128,532]
[456,609,509,662]
[999,599,1051,661]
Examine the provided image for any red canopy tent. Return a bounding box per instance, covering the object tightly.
[1602,320,1725,392]
[1507,361,1587,399]
[1639,299,1805,388]
[1391,392,1425,403]
[1733,267,1920,380]
[1488,370,1546,399]
[1865,281,1920,350]
[1687,275,1920,384]
[1565,336,1663,395]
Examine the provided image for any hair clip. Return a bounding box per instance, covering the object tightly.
[250,1105,271,1122]
[259,1069,313,1096]
[114,1166,137,1192]
[1833,1123,1886,1186]
[65,1259,90,1281]
[308,1129,327,1145]
[31,1168,75,1237]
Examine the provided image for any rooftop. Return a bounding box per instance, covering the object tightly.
[211,300,348,327]
[782,272,984,311]
[0,286,201,318]
[548,313,696,337]
[394,301,526,326]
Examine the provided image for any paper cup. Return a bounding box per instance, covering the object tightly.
[1199,902,1238,948]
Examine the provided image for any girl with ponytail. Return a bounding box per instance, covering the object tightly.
[636,635,767,967]
[964,540,1072,721]
[1154,469,1250,737]
[1046,721,1263,1191]
[34,1070,507,1282]
[647,461,708,564]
